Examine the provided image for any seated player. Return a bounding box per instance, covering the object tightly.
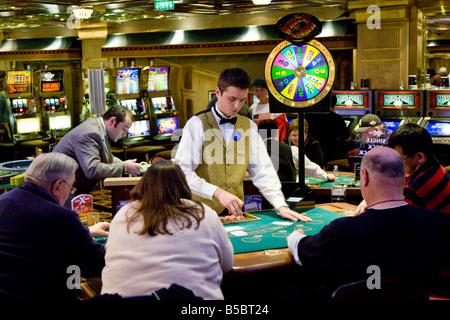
[355,123,450,214]
[348,113,392,157]
[258,119,296,182]
[289,118,325,168]
[101,160,234,300]
[250,78,289,142]
[0,152,107,300]
[288,118,335,181]
[288,147,450,298]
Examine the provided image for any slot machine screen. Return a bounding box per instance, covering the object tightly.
[157,117,179,134]
[49,114,71,130]
[40,70,64,92]
[425,121,450,136]
[430,92,450,109]
[127,119,151,137]
[148,67,169,92]
[378,92,420,109]
[116,68,140,95]
[120,99,137,112]
[16,117,41,134]
[334,93,366,108]
[152,97,174,113]
[382,120,402,132]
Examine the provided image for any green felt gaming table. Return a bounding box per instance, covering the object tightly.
[305,174,360,189]
[231,202,356,271]
[305,172,363,206]
[226,206,345,255]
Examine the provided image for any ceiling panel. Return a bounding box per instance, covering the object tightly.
[0,0,447,37]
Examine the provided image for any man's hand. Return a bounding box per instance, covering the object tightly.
[124,159,141,176]
[214,188,244,216]
[278,206,312,222]
[354,200,367,215]
[89,221,110,238]
[327,173,337,181]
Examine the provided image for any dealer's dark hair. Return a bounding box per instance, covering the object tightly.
[103,105,134,124]
[217,68,251,93]
[127,160,205,236]
[387,123,433,158]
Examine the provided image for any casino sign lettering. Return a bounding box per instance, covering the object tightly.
[336,94,364,107]
[437,94,450,107]
[383,94,414,108]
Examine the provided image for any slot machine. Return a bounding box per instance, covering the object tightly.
[146,66,179,141]
[374,90,425,132]
[116,67,146,120]
[420,90,450,167]
[115,67,152,149]
[6,70,43,143]
[332,90,372,134]
[39,70,71,140]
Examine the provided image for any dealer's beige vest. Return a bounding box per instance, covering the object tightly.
[194,110,251,214]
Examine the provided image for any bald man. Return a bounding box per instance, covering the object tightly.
[288,147,450,298]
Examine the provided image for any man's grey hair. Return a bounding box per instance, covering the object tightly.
[25,152,78,187]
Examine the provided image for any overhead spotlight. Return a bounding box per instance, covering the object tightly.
[252,0,271,5]
[72,6,94,20]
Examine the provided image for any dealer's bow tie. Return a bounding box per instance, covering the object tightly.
[219,117,237,125]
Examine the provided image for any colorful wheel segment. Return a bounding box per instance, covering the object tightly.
[265,39,335,109]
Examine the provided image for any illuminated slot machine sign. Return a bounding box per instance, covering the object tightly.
[116,68,141,95]
[148,67,169,93]
[127,119,151,138]
[375,91,424,117]
[40,70,63,94]
[157,117,179,135]
[427,91,450,117]
[333,91,372,116]
[7,70,32,96]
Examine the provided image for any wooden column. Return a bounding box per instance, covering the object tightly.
[350,1,425,89]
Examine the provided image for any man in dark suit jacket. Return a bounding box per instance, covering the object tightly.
[54,105,141,199]
[0,152,107,300]
[258,119,296,182]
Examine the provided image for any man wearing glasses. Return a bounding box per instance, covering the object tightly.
[54,105,141,208]
[355,123,450,214]
[0,152,108,300]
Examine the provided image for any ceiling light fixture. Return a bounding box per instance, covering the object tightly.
[252,0,271,5]
[72,6,94,20]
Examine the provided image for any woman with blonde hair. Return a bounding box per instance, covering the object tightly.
[101,160,233,300]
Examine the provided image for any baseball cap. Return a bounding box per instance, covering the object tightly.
[360,114,381,127]
[252,78,268,89]
[356,114,382,132]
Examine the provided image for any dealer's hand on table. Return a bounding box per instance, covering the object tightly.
[124,159,141,176]
[89,221,110,238]
[214,188,244,216]
[354,200,367,216]
[278,206,312,222]
[327,173,337,181]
